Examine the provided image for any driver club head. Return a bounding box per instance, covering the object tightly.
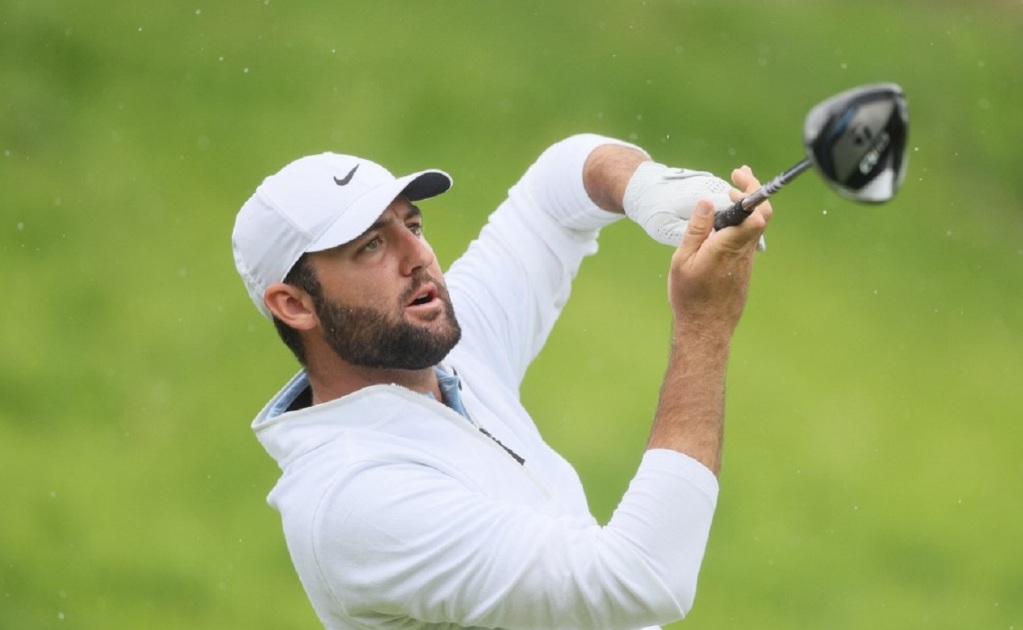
[804,83,909,203]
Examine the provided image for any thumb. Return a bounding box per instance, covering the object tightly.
[677,198,715,259]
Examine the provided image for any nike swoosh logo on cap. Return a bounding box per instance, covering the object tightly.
[334,164,359,186]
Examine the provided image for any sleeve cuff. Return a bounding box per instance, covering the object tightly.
[640,448,720,505]
[539,133,649,233]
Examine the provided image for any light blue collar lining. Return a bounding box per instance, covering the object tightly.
[269,366,470,422]
[430,365,471,422]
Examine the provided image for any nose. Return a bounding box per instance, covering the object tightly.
[398,229,435,277]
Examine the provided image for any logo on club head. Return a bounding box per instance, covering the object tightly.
[334,164,359,186]
[857,130,890,175]
[852,124,875,146]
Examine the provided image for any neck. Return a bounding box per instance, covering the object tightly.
[305,358,441,406]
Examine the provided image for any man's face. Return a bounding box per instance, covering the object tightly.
[306,197,461,370]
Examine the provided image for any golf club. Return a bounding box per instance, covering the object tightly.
[714,82,909,230]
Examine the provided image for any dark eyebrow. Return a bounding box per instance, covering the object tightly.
[362,204,423,235]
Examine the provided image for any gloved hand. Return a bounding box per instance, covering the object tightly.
[623,161,766,250]
[623,161,733,246]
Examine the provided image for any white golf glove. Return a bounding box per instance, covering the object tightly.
[623,161,766,250]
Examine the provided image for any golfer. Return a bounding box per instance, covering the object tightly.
[232,133,771,629]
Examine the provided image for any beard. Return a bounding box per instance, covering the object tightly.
[313,273,461,371]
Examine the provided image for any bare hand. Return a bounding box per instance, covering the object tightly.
[668,166,772,334]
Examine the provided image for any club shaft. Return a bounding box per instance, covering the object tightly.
[714,158,812,230]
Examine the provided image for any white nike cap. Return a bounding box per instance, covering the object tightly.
[232,152,452,318]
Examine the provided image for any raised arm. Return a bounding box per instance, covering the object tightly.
[584,145,772,474]
[648,167,770,474]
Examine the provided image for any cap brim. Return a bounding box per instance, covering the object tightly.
[403,170,452,202]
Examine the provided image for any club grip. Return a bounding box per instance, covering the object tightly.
[713,199,750,231]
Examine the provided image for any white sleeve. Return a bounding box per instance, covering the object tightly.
[312,449,718,629]
[446,134,645,390]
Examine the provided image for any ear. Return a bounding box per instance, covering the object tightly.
[263,282,318,331]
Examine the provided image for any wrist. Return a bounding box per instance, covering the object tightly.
[582,144,650,215]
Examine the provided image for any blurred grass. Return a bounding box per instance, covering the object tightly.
[2,1,1021,628]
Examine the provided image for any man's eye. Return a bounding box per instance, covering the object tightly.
[361,237,381,252]
[408,223,424,237]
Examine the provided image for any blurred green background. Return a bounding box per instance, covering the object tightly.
[3,0,1021,628]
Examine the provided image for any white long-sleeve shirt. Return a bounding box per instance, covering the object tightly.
[251,134,719,629]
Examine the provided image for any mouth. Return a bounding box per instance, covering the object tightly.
[406,284,439,308]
